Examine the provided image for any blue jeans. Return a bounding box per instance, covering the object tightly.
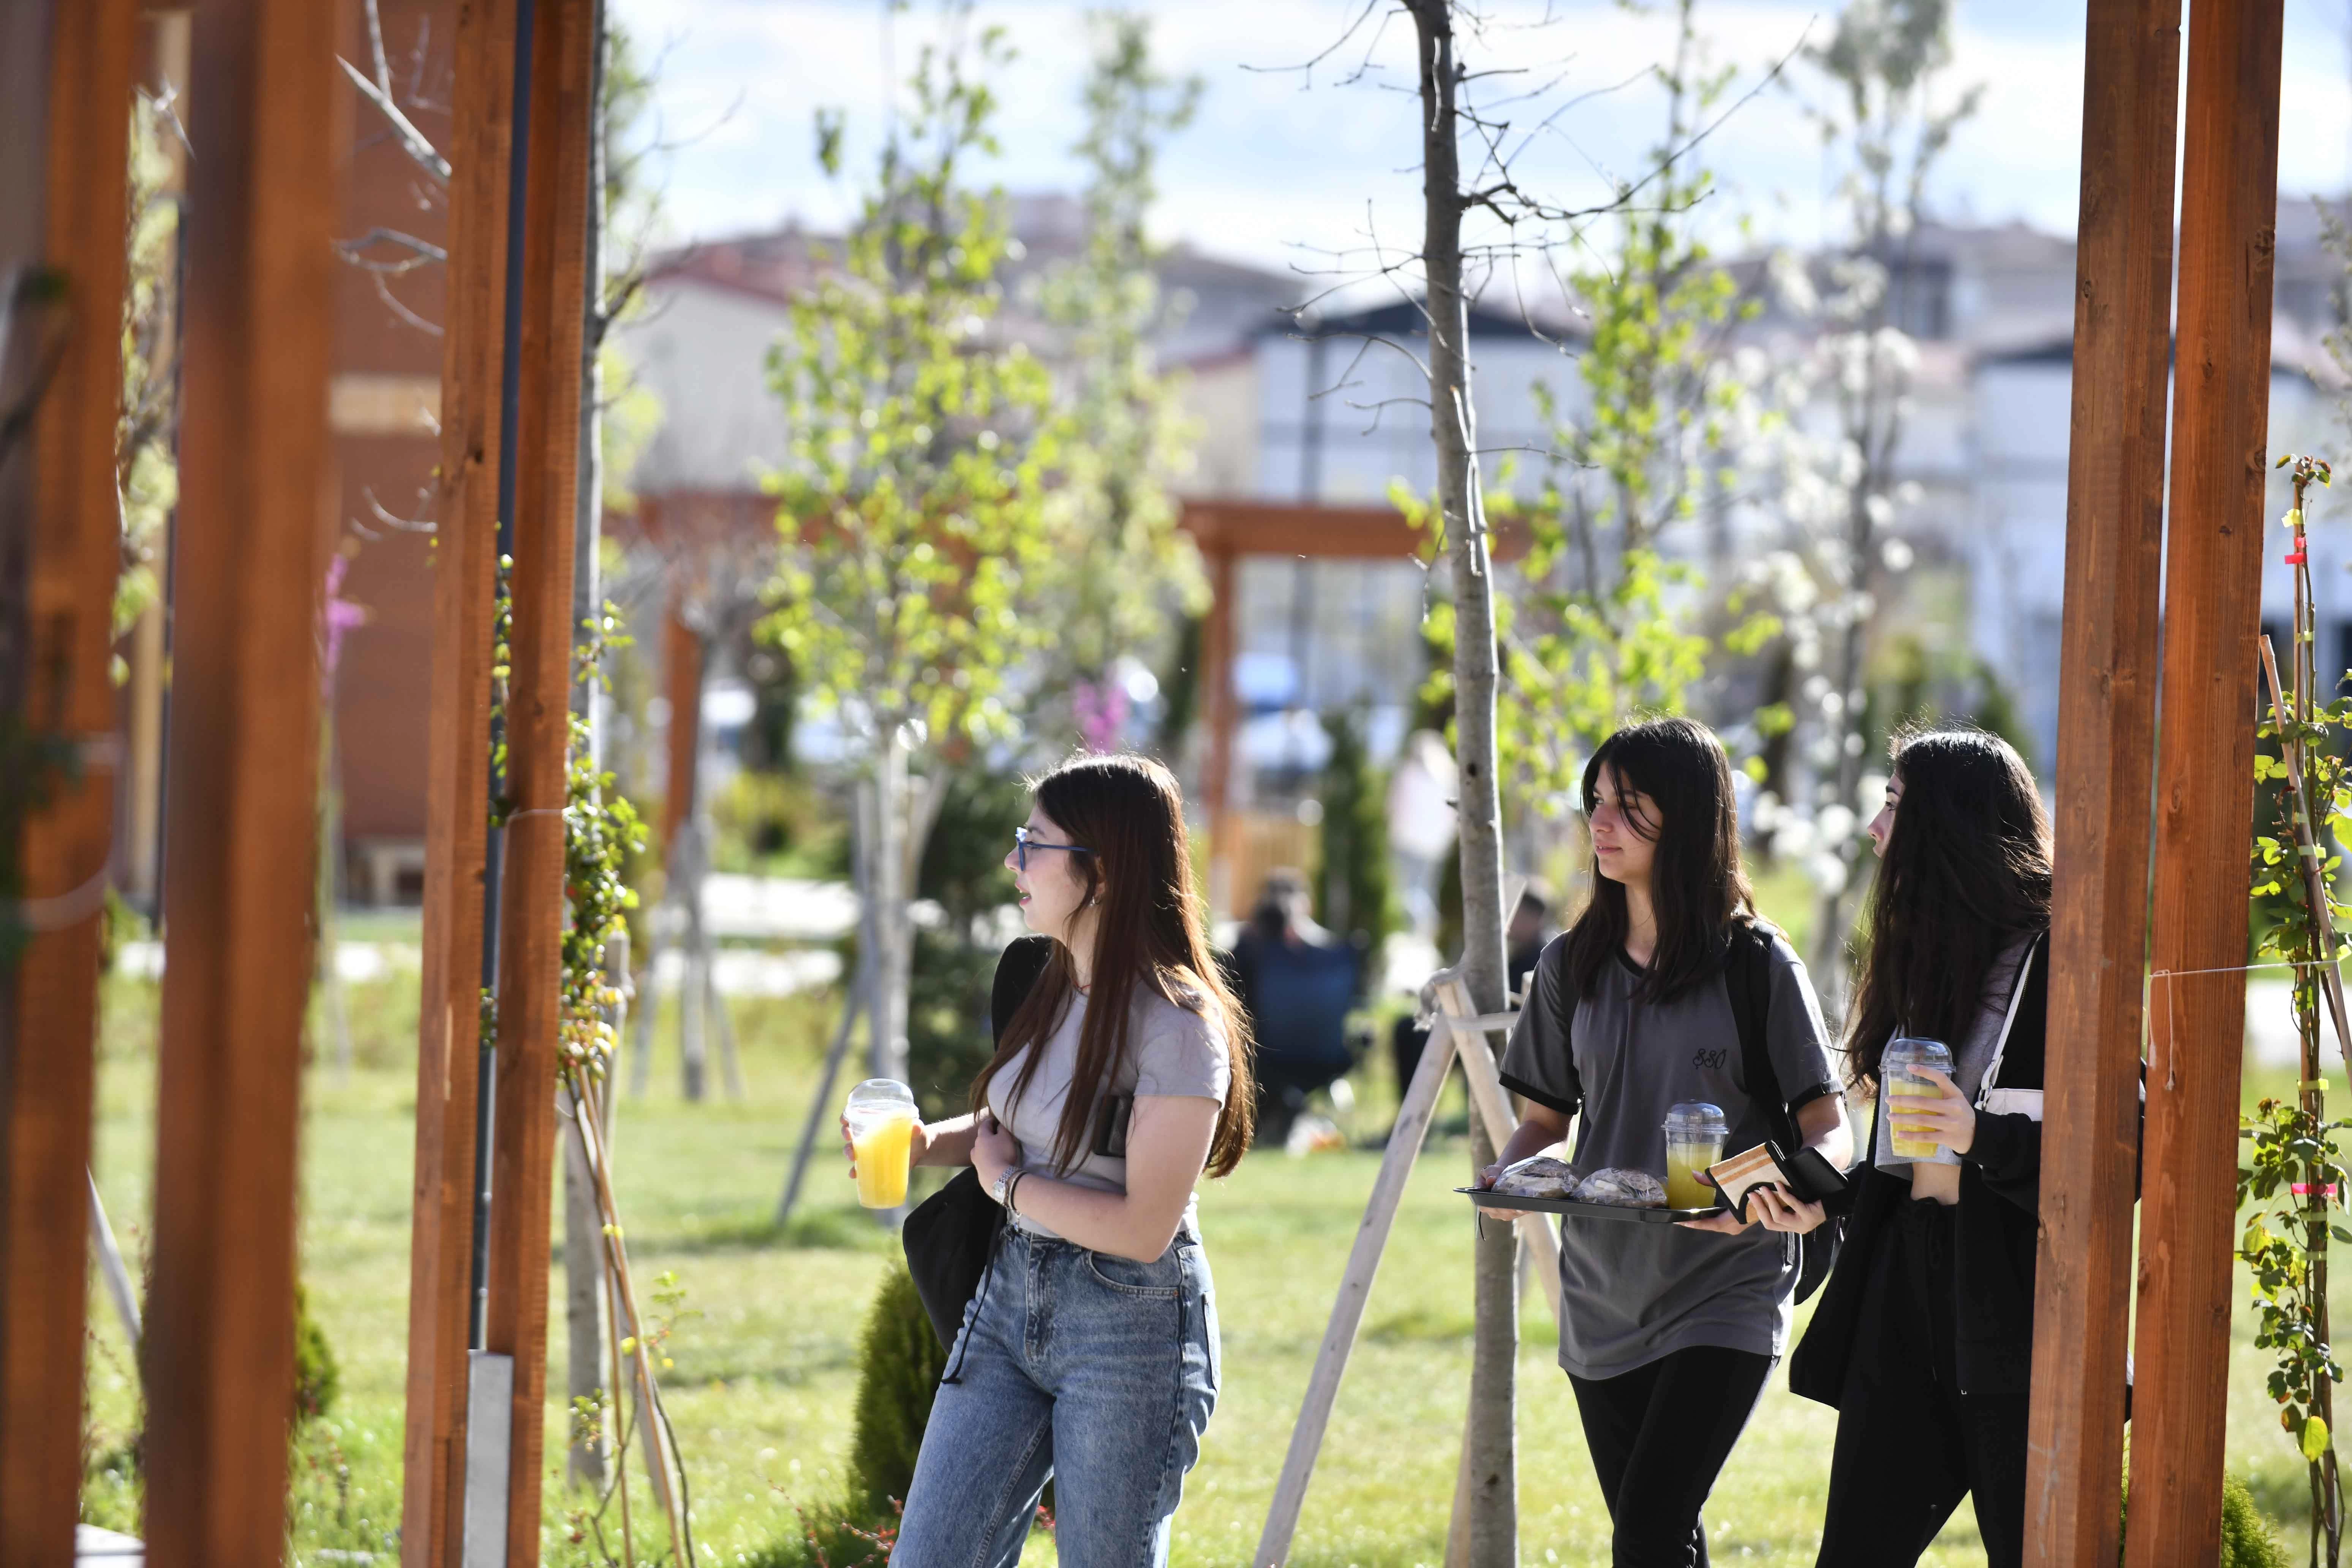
[892,1224,1220,1567]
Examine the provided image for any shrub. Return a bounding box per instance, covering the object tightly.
[846,1262,948,1521]
[2120,1470,2289,1568]
[751,1264,942,1568]
[293,1281,339,1424]
[2218,1474,2291,1568]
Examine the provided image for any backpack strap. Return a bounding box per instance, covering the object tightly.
[1722,918,1843,1303]
[1723,922,1796,1148]
[990,934,1056,1044]
[1538,935,1585,1119]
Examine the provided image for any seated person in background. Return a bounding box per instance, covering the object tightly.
[1389,881,1558,1107]
[1228,869,1362,1147]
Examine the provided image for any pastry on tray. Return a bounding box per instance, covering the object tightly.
[1572,1168,1669,1208]
[1489,1155,1576,1198]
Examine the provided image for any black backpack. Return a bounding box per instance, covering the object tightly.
[901,936,1055,1356]
[1546,920,1844,1303]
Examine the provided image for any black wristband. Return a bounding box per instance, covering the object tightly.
[1006,1171,1026,1216]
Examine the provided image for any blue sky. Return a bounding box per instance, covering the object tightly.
[611,0,2352,283]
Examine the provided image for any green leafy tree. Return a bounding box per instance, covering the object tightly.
[2241,454,2349,1566]
[1749,0,1983,1001]
[1416,0,1764,851]
[1031,12,1204,753]
[765,13,1057,1091]
[1315,708,1398,950]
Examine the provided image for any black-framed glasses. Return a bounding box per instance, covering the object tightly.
[1013,826,1091,873]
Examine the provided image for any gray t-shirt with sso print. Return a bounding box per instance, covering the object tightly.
[1500,927,1841,1379]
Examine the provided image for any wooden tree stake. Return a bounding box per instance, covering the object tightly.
[2021,0,2182,1559]
[2125,0,2287,1553]
[143,1,340,1562]
[0,4,138,1562]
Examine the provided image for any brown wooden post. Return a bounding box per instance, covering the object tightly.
[662,593,703,854]
[141,0,340,1563]
[1201,542,1238,916]
[483,0,596,1559]
[0,5,138,1564]
[2124,0,2286,1555]
[401,0,518,1562]
[2020,0,2182,1560]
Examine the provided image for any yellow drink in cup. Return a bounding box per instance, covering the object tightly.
[1663,1102,1728,1210]
[845,1079,920,1210]
[1876,1037,1960,1171]
[1886,1077,1943,1160]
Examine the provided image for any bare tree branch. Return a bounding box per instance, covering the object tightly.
[336,226,448,273]
[338,54,452,186]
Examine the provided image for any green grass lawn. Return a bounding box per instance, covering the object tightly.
[76,964,2316,1566]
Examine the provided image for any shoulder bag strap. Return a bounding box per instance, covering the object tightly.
[1541,936,1584,1118]
[1724,922,1797,1148]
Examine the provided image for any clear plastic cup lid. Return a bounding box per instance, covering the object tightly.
[846,1078,916,1112]
[1884,1037,1953,1072]
[1663,1101,1728,1139]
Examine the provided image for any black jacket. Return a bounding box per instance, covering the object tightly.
[1788,931,2054,1404]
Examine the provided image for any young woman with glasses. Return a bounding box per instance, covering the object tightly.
[861,752,1254,1566]
[1783,728,2058,1568]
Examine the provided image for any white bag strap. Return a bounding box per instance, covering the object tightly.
[1974,937,2041,1108]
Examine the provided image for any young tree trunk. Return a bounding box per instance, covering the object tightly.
[868,724,911,1087]
[1809,476,1876,1010]
[563,0,612,1487]
[1406,3,1517,1560]
[678,820,709,1102]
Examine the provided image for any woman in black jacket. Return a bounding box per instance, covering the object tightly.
[1785,729,2052,1568]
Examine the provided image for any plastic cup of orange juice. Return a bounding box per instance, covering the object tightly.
[845,1079,919,1209]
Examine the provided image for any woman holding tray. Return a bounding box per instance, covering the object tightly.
[865,754,1253,1567]
[1473,716,1850,1567]
[1781,729,2055,1568]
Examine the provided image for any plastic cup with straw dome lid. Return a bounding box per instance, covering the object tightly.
[1876,1037,1961,1171]
[844,1079,920,1208]
[1663,1101,1729,1210]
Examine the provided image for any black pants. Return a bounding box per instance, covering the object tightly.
[1567,1343,1775,1568]
[1816,1199,2029,1568]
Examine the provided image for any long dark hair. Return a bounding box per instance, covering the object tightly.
[970,753,1257,1177]
[1561,716,1756,1004]
[1845,727,2052,1086]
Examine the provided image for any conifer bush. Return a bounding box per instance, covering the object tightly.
[846,1261,948,1521]
[752,1264,945,1568]
[2118,1472,2289,1568]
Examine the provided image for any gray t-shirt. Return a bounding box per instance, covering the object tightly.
[986,983,1232,1241]
[1500,928,1841,1378]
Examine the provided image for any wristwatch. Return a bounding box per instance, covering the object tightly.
[991,1167,1019,1208]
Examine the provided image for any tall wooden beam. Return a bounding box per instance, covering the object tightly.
[0,4,138,1563]
[662,594,702,853]
[402,0,518,1561]
[142,0,340,1563]
[482,0,596,1560]
[2125,0,2285,1555]
[2022,0,2182,1560]
[1200,545,1238,915]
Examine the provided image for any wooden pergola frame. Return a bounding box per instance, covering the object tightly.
[1178,498,1529,917]
[0,0,2290,1563]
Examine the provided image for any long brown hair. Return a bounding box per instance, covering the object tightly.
[1845,727,2052,1086]
[970,753,1257,1177]
[1561,717,1756,1004]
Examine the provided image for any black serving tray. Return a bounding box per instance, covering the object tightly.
[1458,1187,1720,1224]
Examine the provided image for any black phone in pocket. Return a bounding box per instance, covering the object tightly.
[1092,1094,1133,1159]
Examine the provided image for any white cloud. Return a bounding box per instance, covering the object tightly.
[613,0,2352,275]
